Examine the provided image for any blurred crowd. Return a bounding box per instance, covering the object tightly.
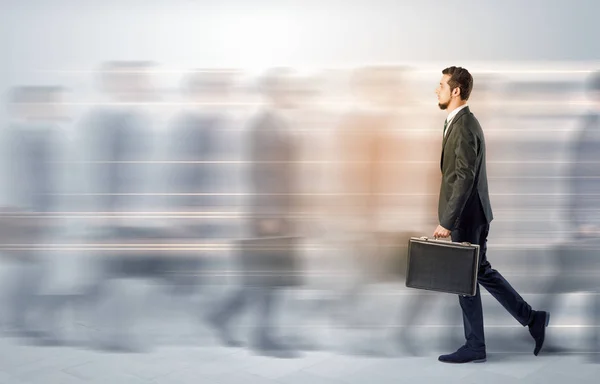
[0,62,599,361]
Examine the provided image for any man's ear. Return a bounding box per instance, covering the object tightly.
[452,87,461,98]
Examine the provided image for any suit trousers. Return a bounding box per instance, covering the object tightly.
[451,223,534,351]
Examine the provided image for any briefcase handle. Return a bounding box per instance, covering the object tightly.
[419,236,472,246]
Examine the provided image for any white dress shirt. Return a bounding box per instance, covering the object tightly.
[444,104,468,137]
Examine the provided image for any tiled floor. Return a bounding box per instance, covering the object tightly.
[0,260,598,383]
[0,336,597,384]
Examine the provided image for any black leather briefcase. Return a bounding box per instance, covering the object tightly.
[406,237,480,296]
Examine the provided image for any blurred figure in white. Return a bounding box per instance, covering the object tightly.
[0,86,70,343]
[330,66,439,355]
[77,61,163,352]
[161,69,245,326]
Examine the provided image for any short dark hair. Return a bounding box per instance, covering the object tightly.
[442,66,473,101]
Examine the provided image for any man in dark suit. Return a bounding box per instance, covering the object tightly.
[433,66,549,363]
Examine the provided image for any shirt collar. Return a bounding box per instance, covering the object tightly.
[446,104,468,124]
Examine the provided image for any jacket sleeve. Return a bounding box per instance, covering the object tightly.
[440,122,478,230]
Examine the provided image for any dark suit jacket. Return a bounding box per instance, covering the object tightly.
[438,106,493,230]
[248,110,296,235]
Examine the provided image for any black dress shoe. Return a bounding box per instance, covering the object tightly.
[528,311,550,356]
[438,345,487,363]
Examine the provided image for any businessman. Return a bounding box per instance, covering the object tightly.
[432,66,549,363]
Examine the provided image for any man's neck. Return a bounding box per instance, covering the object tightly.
[447,102,468,117]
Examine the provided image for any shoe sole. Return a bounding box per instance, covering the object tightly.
[439,357,487,364]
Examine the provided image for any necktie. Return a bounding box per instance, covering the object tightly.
[443,119,448,138]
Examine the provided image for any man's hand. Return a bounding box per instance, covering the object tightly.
[433,224,451,239]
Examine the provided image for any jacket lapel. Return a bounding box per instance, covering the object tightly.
[440,106,470,170]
